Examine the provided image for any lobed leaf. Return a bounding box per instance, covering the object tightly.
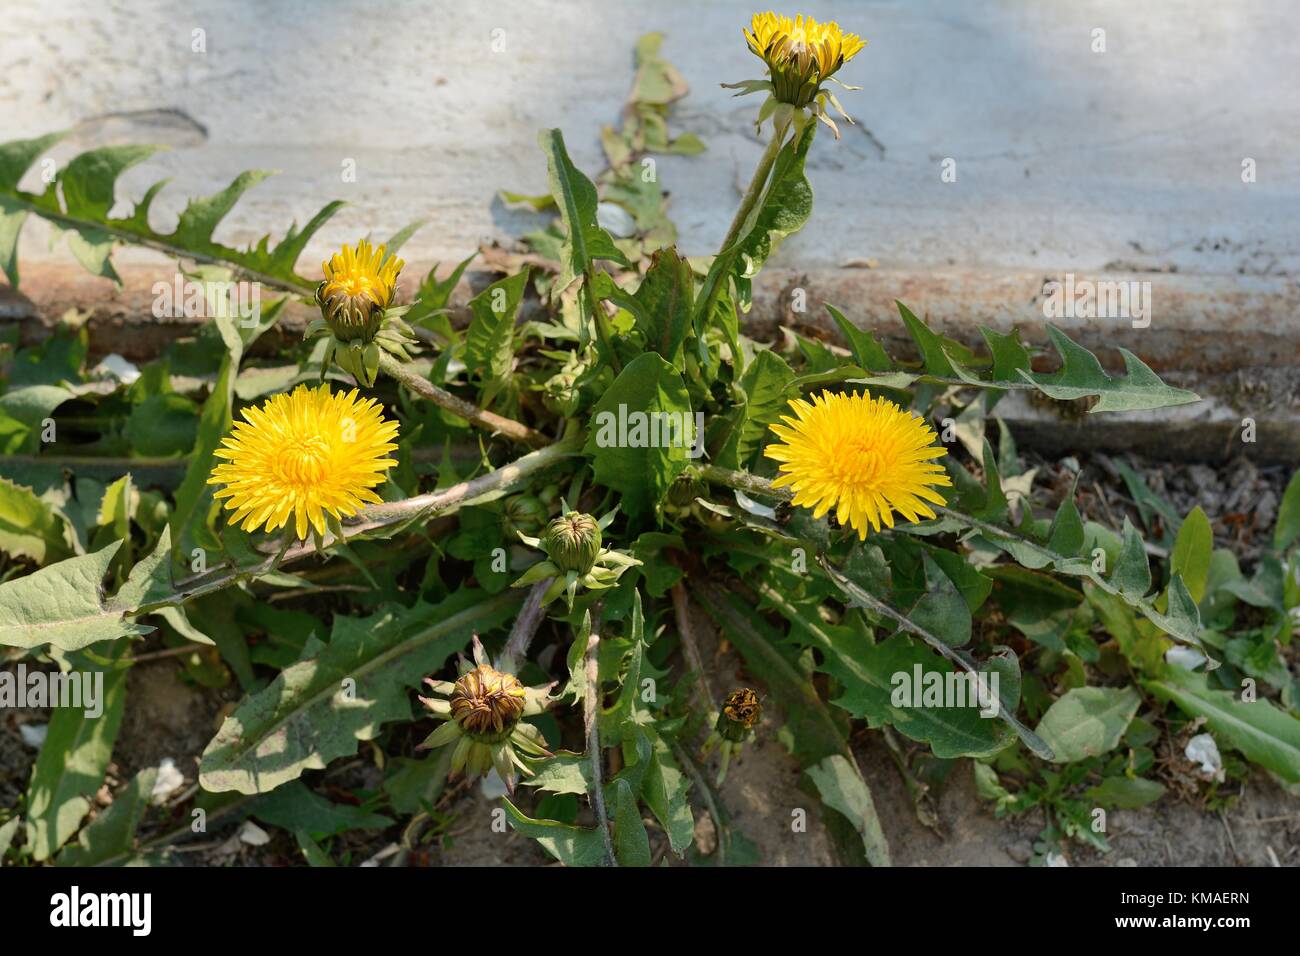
[199,589,521,794]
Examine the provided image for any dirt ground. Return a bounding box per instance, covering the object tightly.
[2,448,1296,866]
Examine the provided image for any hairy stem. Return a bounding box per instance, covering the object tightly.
[165,438,579,606]
[582,604,617,866]
[498,578,553,673]
[694,463,792,501]
[670,581,715,716]
[585,275,622,376]
[695,114,793,332]
[377,352,550,447]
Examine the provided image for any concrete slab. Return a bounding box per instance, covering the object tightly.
[4,0,1298,275]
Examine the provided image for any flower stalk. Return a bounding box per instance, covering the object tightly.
[168,437,581,605]
[695,112,793,332]
[377,352,550,447]
[582,605,617,866]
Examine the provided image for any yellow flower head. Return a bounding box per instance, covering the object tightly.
[317,239,404,342]
[764,390,951,538]
[744,12,865,108]
[208,383,399,540]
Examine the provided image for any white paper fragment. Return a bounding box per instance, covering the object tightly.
[238,820,271,846]
[95,353,141,384]
[596,202,637,238]
[1165,645,1208,671]
[361,843,400,867]
[150,757,186,804]
[18,723,48,749]
[479,768,509,800]
[734,489,777,520]
[1184,733,1225,781]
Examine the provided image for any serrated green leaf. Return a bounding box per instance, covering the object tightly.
[715,347,795,470]
[465,269,529,398]
[611,777,651,866]
[1275,468,1300,552]
[0,476,71,563]
[0,541,149,650]
[538,128,629,294]
[695,122,815,333]
[56,767,158,866]
[1084,775,1165,810]
[1170,506,1212,604]
[733,122,815,284]
[1047,492,1085,556]
[26,645,130,861]
[0,134,343,289]
[199,588,521,794]
[619,246,693,363]
[1017,325,1200,412]
[806,754,891,866]
[63,224,120,283]
[583,352,694,518]
[982,326,1031,382]
[172,170,275,249]
[1034,686,1141,763]
[909,552,972,646]
[59,144,159,220]
[641,735,693,855]
[817,557,1051,758]
[0,132,66,193]
[820,631,1015,758]
[251,781,392,837]
[826,303,891,372]
[110,525,175,613]
[1111,518,1153,600]
[1148,668,1300,783]
[897,301,956,377]
[524,751,593,795]
[409,251,476,324]
[0,197,26,287]
[925,545,992,612]
[502,798,608,866]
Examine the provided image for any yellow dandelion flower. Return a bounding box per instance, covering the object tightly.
[744,12,865,108]
[208,383,400,540]
[764,390,952,538]
[317,239,404,342]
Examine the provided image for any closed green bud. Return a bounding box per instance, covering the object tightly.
[666,474,706,511]
[504,494,547,536]
[541,511,602,575]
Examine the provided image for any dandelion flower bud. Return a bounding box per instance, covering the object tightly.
[744,12,864,109]
[541,511,603,575]
[316,239,403,343]
[450,664,528,741]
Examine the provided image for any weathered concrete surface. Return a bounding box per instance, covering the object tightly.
[5,0,1298,274]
